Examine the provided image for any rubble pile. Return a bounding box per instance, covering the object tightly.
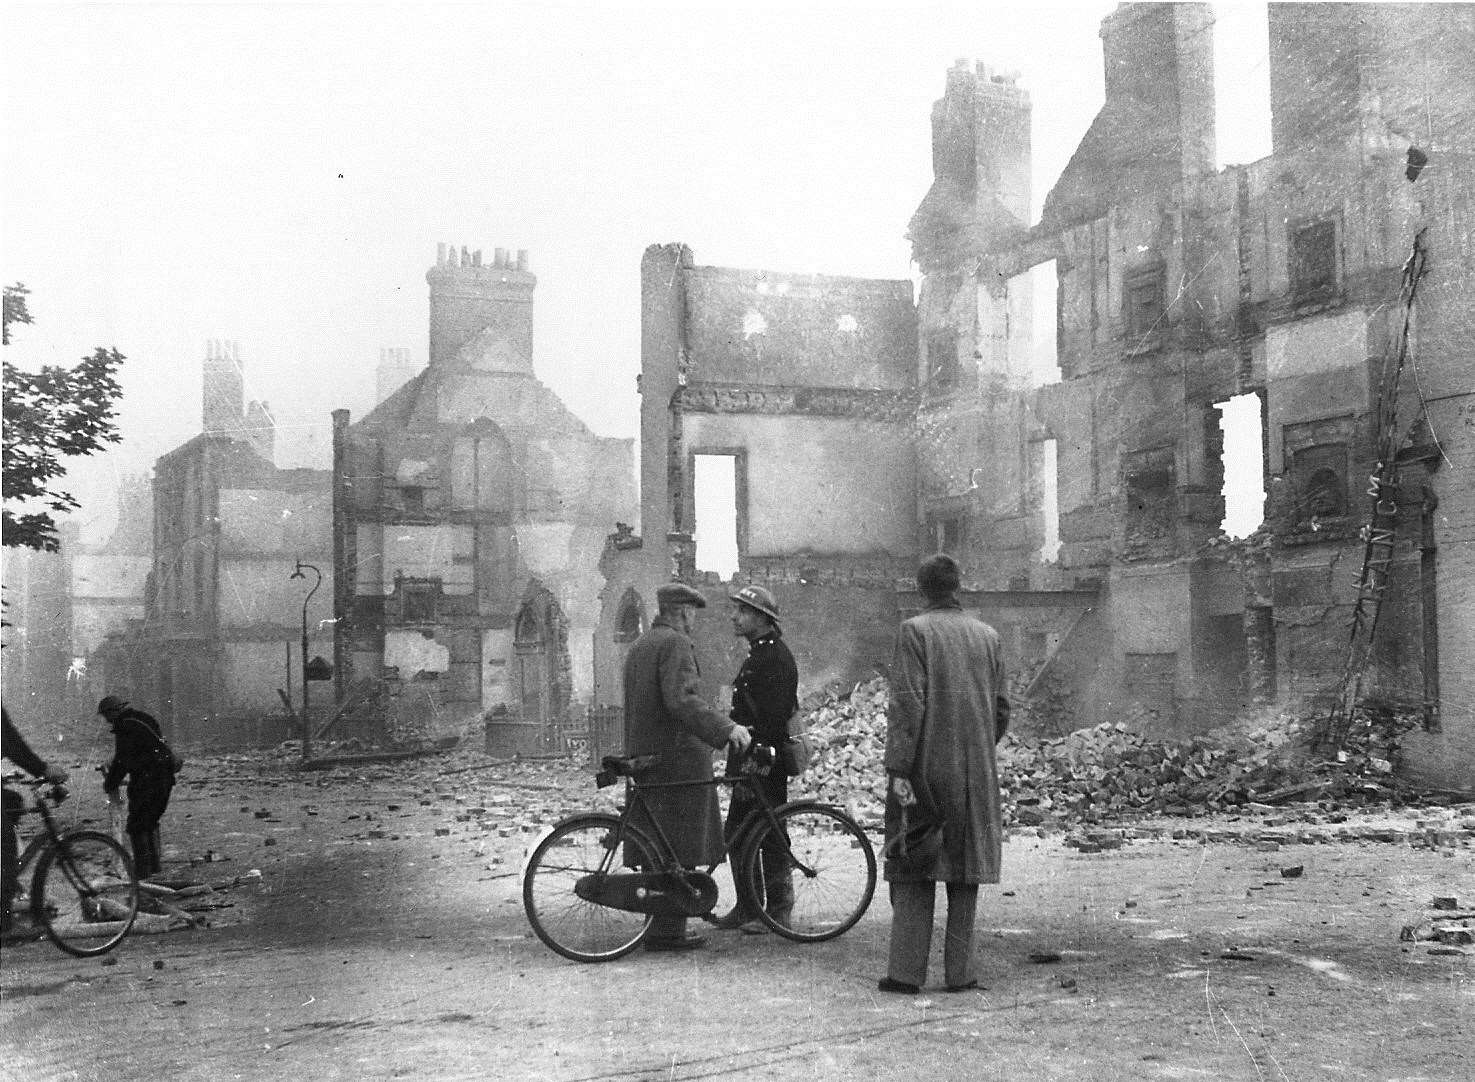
[800,678,892,815]
[1400,895,1474,957]
[796,678,1442,828]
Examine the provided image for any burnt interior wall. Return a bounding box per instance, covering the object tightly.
[603,6,1473,791]
[681,268,915,390]
[341,245,636,746]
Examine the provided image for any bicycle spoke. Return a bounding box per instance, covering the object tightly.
[523,815,656,963]
[743,805,876,943]
[33,831,140,957]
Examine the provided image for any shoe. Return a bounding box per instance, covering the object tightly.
[945,979,980,992]
[877,977,920,994]
[643,933,708,952]
[708,907,756,930]
[0,914,42,946]
[738,919,769,936]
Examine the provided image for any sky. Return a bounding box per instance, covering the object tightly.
[2,1,1273,545]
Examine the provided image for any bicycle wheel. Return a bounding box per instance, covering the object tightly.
[741,803,876,942]
[523,814,658,963]
[31,830,140,957]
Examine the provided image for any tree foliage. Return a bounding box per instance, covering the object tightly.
[2,283,33,345]
[2,285,125,552]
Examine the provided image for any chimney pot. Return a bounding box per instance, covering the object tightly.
[516,249,529,271]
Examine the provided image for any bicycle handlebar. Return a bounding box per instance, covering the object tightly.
[741,742,777,767]
[3,775,69,804]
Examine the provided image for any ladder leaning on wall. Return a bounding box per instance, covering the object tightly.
[1320,228,1429,754]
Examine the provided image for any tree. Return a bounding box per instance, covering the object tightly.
[2,283,33,345]
[2,284,125,552]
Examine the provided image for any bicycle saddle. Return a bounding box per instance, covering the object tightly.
[596,754,659,788]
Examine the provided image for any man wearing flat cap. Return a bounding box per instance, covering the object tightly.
[623,582,752,951]
[711,584,799,932]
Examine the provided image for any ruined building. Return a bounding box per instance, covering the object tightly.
[599,2,1474,792]
[594,250,923,709]
[90,341,333,745]
[333,246,636,754]
[2,480,152,743]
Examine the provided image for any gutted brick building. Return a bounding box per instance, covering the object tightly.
[594,249,923,710]
[333,245,636,754]
[90,341,333,746]
[599,3,1474,792]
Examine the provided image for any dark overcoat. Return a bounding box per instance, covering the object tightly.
[623,616,734,867]
[883,600,1010,885]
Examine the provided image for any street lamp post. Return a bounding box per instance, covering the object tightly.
[289,559,322,764]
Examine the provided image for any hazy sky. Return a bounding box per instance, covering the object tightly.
[2,1,1272,543]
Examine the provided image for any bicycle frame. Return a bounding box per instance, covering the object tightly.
[615,768,820,882]
[524,751,877,960]
[11,786,61,881]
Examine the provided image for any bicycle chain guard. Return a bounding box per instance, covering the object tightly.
[574,871,718,917]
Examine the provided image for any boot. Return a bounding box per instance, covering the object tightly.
[128,831,154,883]
[644,914,706,951]
[709,905,760,930]
[761,849,795,926]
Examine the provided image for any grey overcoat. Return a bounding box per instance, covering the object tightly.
[883,600,1010,884]
[622,615,734,867]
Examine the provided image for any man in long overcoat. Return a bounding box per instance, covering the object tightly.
[879,554,1010,993]
[623,583,751,951]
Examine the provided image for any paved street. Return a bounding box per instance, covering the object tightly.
[2,754,1472,1081]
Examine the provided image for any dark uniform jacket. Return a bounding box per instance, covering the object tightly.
[103,708,174,791]
[728,628,799,775]
[623,616,734,867]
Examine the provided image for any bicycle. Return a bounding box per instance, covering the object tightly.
[522,744,877,963]
[5,777,141,956]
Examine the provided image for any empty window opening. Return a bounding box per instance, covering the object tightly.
[614,588,645,644]
[1005,262,1060,387]
[1040,438,1061,561]
[401,578,440,624]
[1291,444,1349,527]
[1033,261,1060,385]
[1290,218,1338,304]
[1123,447,1176,555]
[1124,262,1166,343]
[1217,393,1265,537]
[693,454,739,579]
[1213,3,1272,168]
[927,513,964,556]
[401,485,425,516]
[741,309,768,339]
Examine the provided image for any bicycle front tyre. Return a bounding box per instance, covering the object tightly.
[31,830,140,957]
[523,814,658,963]
[741,803,876,942]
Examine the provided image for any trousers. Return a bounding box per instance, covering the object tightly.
[885,880,980,988]
[125,775,173,878]
[2,789,21,920]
